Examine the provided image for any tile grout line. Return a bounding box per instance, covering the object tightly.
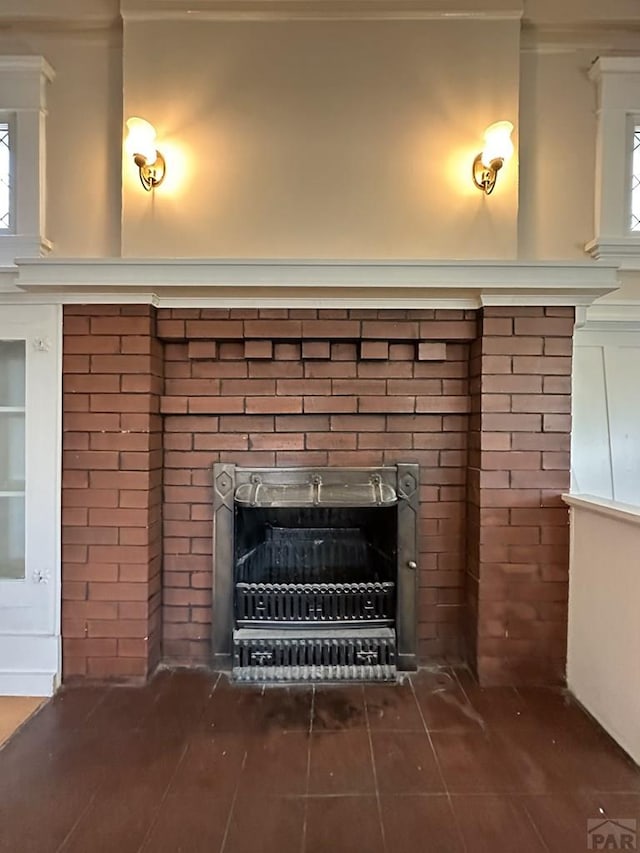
[300,686,315,853]
[518,700,559,836]
[409,674,468,853]
[192,670,223,727]
[363,684,388,853]
[520,799,552,853]
[135,737,192,853]
[33,687,119,853]
[80,685,113,727]
[55,789,100,853]
[296,791,451,799]
[217,673,252,853]
[136,671,223,853]
[451,667,549,851]
[55,684,143,853]
[218,749,249,853]
[286,789,640,799]
[208,671,223,702]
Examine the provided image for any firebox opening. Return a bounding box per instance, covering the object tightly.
[234,506,398,628]
[235,506,397,587]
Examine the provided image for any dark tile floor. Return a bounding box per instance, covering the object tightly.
[1,667,639,853]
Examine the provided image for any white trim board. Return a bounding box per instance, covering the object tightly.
[563,493,640,526]
[577,301,640,330]
[0,635,59,697]
[0,673,57,697]
[121,0,523,22]
[584,238,640,270]
[6,258,619,307]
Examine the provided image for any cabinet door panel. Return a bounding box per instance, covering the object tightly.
[0,306,60,695]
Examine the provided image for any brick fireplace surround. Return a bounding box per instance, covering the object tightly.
[60,305,572,686]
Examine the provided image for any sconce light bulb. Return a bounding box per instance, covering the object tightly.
[480,121,514,169]
[125,115,166,191]
[125,116,158,166]
[472,120,514,194]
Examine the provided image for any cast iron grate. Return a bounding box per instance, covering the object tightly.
[235,526,395,626]
[236,580,395,625]
[233,628,396,682]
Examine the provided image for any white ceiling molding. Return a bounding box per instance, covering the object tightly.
[0,0,118,26]
[522,0,640,28]
[4,257,618,308]
[521,25,640,54]
[121,0,522,22]
[0,19,121,35]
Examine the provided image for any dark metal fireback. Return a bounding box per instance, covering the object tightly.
[212,464,419,683]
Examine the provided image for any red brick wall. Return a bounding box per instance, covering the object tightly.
[158,308,475,665]
[61,306,163,680]
[466,307,573,685]
[60,303,573,685]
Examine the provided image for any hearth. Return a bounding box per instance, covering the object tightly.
[212,463,419,682]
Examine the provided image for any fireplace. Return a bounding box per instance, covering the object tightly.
[212,463,419,682]
[60,305,576,686]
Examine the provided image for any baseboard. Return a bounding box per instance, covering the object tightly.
[0,671,57,697]
[568,681,640,767]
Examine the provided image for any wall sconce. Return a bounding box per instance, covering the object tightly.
[125,117,166,191]
[472,121,514,195]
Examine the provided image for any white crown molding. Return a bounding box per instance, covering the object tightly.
[0,268,17,295]
[576,300,640,330]
[0,0,118,26]
[0,56,55,112]
[585,237,640,270]
[0,236,52,268]
[0,22,122,40]
[4,257,618,308]
[589,56,640,82]
[121,0,523,22]
[0,56,55,82]
[521,27,640,54]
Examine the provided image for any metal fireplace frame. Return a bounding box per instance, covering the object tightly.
[212,463,419,675]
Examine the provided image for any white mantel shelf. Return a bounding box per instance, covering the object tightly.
[5,258,619,308]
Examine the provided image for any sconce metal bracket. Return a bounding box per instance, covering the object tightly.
[472,154,504,195]
[134,151,166,191]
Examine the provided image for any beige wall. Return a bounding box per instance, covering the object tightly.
[122,18,520,259]
[1,2,640,263]
[518,48,597,260]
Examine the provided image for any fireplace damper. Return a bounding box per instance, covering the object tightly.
[212,464,419,682]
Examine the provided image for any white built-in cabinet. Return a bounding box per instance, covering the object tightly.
[572,326,640,506]
[0,305,61,695]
